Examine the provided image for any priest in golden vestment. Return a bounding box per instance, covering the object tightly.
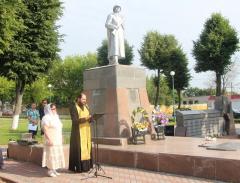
[69,93,93,172]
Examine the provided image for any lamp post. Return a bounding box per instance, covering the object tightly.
[47,84,52,103]
[170,71,175,118]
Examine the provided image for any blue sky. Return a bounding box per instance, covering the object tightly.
[58,0,240,90]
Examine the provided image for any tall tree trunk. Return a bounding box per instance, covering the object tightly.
[0,97,3,111]
[221,75,226,95]
[177,89,181,109]
[154,69,160,107]
[12,79,25,130]
[216,72,222,96]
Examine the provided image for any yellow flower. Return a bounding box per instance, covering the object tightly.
[131,107,150,131]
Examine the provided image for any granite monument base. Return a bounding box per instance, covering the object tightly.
[83,65,151,139]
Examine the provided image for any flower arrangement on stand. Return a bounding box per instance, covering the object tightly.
[152,109,169,139]
[131,107,150,144]
[152,112,169,126]
[131,107,149,132]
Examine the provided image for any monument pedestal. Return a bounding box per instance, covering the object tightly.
[83,65,151,139]
[214,96,236,136]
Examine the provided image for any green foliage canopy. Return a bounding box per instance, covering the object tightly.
[192,13,239,96]
[139,31,178,70]
[23,77,51,105]
[183,87,216,97]
[0,0,63,84]
[48,54,98,104]
[0,0,24,55]
[139,31,182,106]
[0,77,15,103]
[164,48,191,108]
[146,76,172,106]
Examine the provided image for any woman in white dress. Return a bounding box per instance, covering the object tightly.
[42,103,65,177]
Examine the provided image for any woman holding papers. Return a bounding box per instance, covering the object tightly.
[27,103,40,139]
[42,103,65,177]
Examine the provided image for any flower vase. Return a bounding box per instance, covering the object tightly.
[154,125,165,140]
[131,127,146,144]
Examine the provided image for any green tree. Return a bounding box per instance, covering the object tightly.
[48,53,98,105]
[139,31,179,106]
[164,48,191,109]
[192,13,239,96]
[183,87,216,97]
[97,39,134,66]
[23,77,51,105]
[0,0,24,54]
[0,0,63,129]
[146,76,172,106]
[0,77,15,105]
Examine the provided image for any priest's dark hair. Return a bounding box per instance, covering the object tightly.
[76,93,85,100]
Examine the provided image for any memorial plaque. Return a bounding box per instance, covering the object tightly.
[91,89,106,114]
[128,88,140,114]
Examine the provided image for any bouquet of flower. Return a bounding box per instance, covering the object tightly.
[132,121,149,131]
[152,112,169,126]
[131,107,149,131]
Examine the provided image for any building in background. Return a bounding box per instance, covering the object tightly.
[182,95,240,111]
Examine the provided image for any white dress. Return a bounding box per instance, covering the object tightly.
[42,113,65,170]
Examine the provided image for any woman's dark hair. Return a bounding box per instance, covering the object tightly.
[42,99,48,103]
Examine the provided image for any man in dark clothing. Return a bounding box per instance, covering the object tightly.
[39,99,48,135]
[223,113,230,135]
[69,93,93,173]
[0,148,4,169]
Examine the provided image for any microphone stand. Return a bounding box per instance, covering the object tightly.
[81,113,112,180]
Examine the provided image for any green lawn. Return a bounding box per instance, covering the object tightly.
[0,117,72,145]
[1,117,178,145]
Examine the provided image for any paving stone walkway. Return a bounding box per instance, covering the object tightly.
[0,160,225,183]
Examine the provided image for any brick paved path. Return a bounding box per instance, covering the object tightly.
[0,160,225,183]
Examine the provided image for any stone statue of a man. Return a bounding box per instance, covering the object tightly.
[105,5,125,65]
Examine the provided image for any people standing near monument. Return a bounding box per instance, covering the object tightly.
[105,5,125,65]
[223,113,230,135]
[42,103,65,177]
[39,99,48,135]
[69,93,93,173]
[0,148,4,169]
[27,102,40,139]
